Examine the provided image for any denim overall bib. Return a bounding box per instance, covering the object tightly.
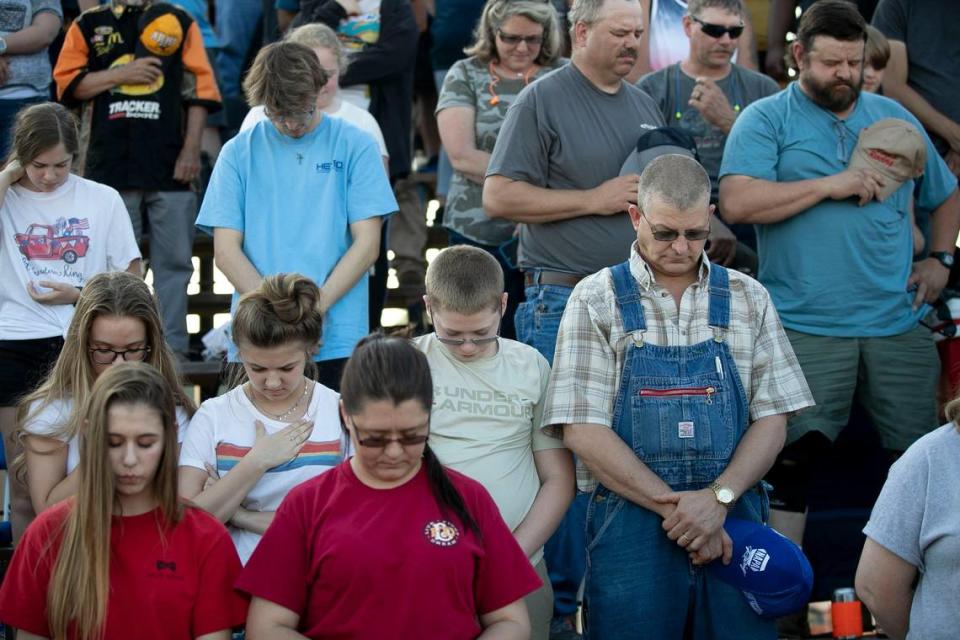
[583,262,775,640]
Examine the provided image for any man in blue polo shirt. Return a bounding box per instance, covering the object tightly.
[196,41,396,390]
[719,0,959,552]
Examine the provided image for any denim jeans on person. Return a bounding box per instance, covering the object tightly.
[582,262,775,640]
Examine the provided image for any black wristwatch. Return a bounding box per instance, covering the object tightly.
[930,251,955,270]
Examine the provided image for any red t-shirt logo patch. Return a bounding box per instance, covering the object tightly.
[424,520,459,547]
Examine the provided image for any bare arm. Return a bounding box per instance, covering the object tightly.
[24,435,77,513]
[3,12,61,55]
[562,423,675,516]
[246,597,307,640]
[907,189,960,307]
[277,9,299,33]
[0,158,23,207]
[883,41,960,154]
[477,599,531,640]
[855,538,916,640]
[483,174,639,224]
[179,462,270,524]
[230,507,275,535]
[12,631,47,640]
[212,227,262,295]
[174,105,207,184]
[196,632,232,640]
[319,217,381,313]
[437,107,490,185]
[512,448,575,557]
[72,57,163,101]
[719,168,887,224]
[126,258,143,277]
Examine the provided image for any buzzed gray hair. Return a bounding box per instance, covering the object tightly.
[638,154,711,212]
[686,0,743,17]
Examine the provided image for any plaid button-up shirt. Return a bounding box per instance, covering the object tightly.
[542,245,815,492]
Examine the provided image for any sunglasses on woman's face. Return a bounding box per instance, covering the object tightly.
[691,16,744,39]
[497,30,544,46]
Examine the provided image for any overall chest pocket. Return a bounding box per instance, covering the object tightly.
[628,380,736,462]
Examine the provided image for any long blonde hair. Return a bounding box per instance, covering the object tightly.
[47,363,182,640]
[15,271,194,470]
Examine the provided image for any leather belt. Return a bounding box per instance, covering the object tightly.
[524,271,585,287]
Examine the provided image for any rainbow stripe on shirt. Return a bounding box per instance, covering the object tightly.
[215,439,343,473]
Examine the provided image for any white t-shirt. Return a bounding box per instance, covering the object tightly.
[413,334,565,565]
[178,382,346,563]
[240,101,389,160]
[23,397,192,474]
[0,174,140,340]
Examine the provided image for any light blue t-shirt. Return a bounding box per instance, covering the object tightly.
[719,83,957,337]
[196,115,397,361]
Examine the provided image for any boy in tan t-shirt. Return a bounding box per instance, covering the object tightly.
[412,245,574,640]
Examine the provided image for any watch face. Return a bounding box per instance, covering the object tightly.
[718,488,735,503]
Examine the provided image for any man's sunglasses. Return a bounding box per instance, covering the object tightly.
[640,209,711,242]
[691,16,744,39]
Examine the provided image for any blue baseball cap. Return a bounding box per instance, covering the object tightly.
[707,517,814,619]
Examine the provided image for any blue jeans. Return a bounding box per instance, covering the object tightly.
[515,278,585,618]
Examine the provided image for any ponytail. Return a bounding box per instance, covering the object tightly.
[423,444,481,538]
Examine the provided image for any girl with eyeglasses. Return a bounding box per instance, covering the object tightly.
[0,363,248,640]
[178,273,345,564]
[13,271,194,540]
[0,102,141,541]
[239,334,542,639]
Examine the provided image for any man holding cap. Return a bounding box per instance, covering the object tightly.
[543,153,814,638]
[719,0,960,553]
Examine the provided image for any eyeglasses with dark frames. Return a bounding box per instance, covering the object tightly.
[497,30,544,46]
[88,346,152,365]
[639,209,711,242]
[690,16,744,39]
[433,311,502,347]
[351,423,430,449]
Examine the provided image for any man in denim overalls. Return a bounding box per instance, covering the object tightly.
[541,154,814,638]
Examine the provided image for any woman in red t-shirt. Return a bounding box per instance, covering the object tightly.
[0,363,247,640]
[239,334,542,639]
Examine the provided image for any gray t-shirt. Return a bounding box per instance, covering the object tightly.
[637,63,779,202]
[863,423,960,640]
[0,0,62,95]
[487,63,664,275]
[873,0,960,155]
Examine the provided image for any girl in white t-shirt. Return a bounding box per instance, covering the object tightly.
[179,273,345,563]
[14,271,196,541]
[0,103,141,540]
[239,23,390,171]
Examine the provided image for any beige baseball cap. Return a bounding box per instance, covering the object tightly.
[848,118,927,201]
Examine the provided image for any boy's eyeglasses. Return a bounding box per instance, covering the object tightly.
[691,16,744,39]
[640,209,711,242]
[497,30,544,46]
[433,312,502,347]
[264,105,317,127]
[88,346,151,365]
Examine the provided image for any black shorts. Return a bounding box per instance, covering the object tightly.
[0,336,65,406]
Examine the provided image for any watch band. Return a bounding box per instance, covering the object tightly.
[931,251,955,270]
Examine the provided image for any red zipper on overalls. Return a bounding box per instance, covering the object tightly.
[638,386,716,398]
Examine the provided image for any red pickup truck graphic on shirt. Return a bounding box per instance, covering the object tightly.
[15,220,90,264]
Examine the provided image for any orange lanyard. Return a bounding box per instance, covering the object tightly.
[487,61,538,106]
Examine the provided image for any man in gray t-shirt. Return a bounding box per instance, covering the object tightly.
[637,0,778,267]
[485,0,664,333]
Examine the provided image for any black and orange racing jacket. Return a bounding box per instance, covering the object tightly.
[54,1,221,191]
